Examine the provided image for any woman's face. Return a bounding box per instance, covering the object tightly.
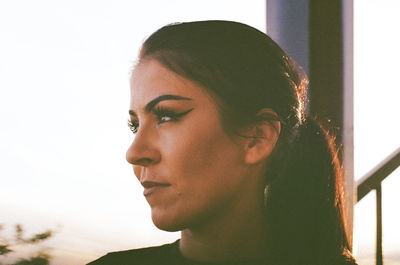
[126,59,255,232]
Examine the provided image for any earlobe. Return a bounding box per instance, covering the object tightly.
[244,109,281,165]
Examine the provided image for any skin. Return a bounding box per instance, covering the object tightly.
[126,59,279,262]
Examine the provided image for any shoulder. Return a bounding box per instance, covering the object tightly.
[86,240,182,265]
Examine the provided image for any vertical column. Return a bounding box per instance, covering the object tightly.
[266,0,309,75]
[342,0,354,248]
[266,0,354,249]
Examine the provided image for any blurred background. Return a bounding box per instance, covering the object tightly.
[0,0,399,264]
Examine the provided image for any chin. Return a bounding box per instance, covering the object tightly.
[151,213,184,232]
[149,201,215,232]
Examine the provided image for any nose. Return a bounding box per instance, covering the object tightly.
[126,127,161,168]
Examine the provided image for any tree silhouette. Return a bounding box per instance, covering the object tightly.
[0,224,53,265]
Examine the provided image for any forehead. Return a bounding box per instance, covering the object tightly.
[130,59,209,108]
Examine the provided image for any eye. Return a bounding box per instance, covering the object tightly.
[153,107,177,124]
[153,106,193,125]
[127,119,139,134]
[158,115,173,123]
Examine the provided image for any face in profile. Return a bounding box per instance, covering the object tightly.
[126,59,260,232]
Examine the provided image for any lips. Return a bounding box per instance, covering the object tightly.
[141,181,171,196]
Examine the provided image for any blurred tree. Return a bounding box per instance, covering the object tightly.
[0,224,53,265]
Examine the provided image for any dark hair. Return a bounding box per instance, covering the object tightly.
[138,20,356,265]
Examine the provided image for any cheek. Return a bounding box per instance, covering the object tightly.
[164,122,230,176]
[163,118,245,201]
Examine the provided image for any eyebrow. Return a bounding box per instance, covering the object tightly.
[129,94,193,116]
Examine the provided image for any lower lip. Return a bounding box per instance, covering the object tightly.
[143,185,170,196]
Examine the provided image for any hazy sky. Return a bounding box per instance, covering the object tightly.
[353,1,400,264]
[0,1,399,264]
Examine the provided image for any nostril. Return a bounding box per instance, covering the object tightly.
[132,157,153,166]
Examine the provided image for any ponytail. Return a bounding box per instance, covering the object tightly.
[264,116,356,265]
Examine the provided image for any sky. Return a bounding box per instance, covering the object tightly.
[353,1,400,264]
[0,0,399,265]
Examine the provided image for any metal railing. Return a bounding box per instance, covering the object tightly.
[356,147,400,265]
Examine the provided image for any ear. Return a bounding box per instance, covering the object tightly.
[244,109,281,165]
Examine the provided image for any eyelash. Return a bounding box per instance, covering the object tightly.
[127,120,139,134]
[127,107,193,134]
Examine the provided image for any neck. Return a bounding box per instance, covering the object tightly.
[179,185,267,263]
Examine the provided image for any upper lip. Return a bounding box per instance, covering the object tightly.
[141,181,170,188]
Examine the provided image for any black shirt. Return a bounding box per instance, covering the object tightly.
[86,240,269,265]
[87,240,357,265]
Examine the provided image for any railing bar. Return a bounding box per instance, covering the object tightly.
[376,184,383,265]
[357,147,400,202]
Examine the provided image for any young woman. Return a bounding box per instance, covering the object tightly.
[88,20,357,265]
